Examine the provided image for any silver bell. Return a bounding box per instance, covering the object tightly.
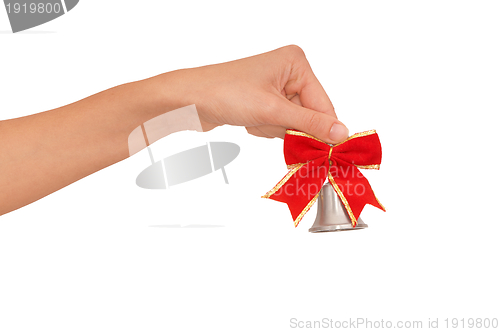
[309,184,368,233]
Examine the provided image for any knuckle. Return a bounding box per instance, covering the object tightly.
[282,44,306,59]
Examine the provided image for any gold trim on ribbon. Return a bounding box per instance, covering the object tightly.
[334,129,377,147]
[285,130,327,144]
[375,196,386,212]
[286,163,306,170]
[262,164,304,199]
[328,172,357,227]
[286,129,377,149]
[293,192,320,227]
[355,164,380,170]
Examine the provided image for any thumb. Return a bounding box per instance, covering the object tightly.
[275,100,349,143]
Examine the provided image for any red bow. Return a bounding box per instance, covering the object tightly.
[262,129,385,227]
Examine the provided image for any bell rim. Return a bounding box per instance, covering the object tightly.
[308,223,368,233]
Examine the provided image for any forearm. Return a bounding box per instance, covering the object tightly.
[0,73,181,215]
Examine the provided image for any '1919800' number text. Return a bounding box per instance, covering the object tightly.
[6,2,62,14]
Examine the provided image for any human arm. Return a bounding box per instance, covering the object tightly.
[0,45,348,215]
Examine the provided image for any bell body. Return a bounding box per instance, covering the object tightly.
[309,184,368,233]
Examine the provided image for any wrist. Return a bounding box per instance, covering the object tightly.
[149,70,195,115]
[125,71,205,156]
[149,69,217,132]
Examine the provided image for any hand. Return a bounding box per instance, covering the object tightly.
[168,45,349,143]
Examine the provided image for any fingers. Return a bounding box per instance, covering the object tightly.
[287,93,302,106]
[256,125,286,138]
[246,126,273,138]
[281,46,337,118]
[271,99,349,144]
[297,72,337,118]
[246,125,286,139]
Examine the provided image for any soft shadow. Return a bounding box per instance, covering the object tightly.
[0,30,56,34]
[149,224,224,228]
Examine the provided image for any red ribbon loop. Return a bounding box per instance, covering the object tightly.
[262,129,386,228]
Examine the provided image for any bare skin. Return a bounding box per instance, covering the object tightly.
[0,45,349,215]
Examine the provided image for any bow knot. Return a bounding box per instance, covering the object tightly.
[262,129,385,228]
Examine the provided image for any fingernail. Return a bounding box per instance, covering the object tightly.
[329,123,349,142]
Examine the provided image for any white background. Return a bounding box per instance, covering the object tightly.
[1,1,499,331]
